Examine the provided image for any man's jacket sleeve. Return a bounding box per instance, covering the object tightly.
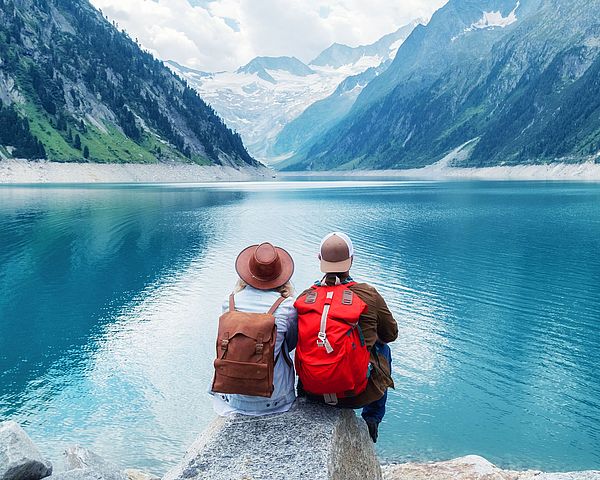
[375,291,398,343]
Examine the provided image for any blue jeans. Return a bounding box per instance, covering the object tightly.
[361,341,392,424]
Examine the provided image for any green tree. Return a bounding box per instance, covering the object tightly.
[74,133,81,150]
[83,145,89,158]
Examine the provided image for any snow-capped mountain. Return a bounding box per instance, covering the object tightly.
[272,61,390,161]
[311,20,422,68]
[237,56,315,83]
[167,20,422,163]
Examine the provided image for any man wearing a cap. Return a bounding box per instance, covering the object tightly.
[299,232,398,442]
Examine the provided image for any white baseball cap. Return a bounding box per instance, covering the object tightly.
[319,232,354,273]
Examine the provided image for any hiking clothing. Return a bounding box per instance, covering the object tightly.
[361,341,392,424]
[210,285,298,416]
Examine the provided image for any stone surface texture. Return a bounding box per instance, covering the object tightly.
[382,455,600,480]
[0,420,53,480]
[123,469,160,480]
[163,399,382,480]
[60,446,126,480]
[49,469,107,480]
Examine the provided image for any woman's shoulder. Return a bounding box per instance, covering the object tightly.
[279,295,296,312]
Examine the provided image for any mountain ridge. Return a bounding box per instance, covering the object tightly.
[237,56,315,83]
[309,20,423,68]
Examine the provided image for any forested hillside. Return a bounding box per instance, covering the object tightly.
[0,0,257,166]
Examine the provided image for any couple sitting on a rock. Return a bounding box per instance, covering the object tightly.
[209,232,398,442]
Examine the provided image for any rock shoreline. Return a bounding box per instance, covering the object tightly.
[281,161,600,181]
[2,419,599,480]
[0,159,272,184]
[382,456,600,480]
[3,159,600,185]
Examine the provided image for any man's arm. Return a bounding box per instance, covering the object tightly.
[375,291,398,343]
[285,302,298,351]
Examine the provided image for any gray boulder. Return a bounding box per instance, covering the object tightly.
[59,446,126,480]
[48,469,106,480]
[163,399,382,480]
[382,456,600,480]
[0,421,52,480]
[123,470,160,480]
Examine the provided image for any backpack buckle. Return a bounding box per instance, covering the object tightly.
[317,332,334,354]
[220,332,230,351]
[256,333,264,354]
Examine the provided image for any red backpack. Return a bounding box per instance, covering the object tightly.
[294,282,370,404]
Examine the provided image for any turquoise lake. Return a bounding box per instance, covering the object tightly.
[1,180,599,475]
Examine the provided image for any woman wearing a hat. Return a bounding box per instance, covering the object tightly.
[210,242,298,416]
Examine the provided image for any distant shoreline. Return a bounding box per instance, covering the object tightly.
[2,159,600,184]
[0,159,272,184]
[280,161,600,181]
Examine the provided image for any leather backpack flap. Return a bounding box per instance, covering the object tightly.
[217,311,277,344]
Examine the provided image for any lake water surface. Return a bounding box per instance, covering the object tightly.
[1,180,599,475]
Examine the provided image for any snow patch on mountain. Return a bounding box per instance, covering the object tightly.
[452,2,519,42]
[470,2,519,29]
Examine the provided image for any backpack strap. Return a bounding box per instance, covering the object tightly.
[267,296,286,315]
[317,291,335,354]
[228,293,235,312]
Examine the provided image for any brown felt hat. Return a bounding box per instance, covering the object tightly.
[235,242,294,290]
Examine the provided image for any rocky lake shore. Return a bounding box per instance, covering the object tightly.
[2,159,600,185]
[2,416,599,480]
[0,160,271,184]
[283,161,600,182]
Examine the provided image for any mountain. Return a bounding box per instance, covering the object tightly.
[170,21,421,162]
[237,57,315,83]
[310,20,422,68]
[165,60,213,79]
[271,61,389,161]
[0,0,257,166]
[284,0,600,170]
[270,21,424,161]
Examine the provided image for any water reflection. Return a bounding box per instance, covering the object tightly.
[0,188,244,405]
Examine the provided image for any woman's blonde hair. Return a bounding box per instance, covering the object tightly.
[233,278,295,298]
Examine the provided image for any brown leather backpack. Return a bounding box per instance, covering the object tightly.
[211,294,285,398]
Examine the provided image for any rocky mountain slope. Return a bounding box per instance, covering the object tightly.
[283,0,600,170]
[271,61,389,160]
[0,0,257,166]
[169,21,421,163]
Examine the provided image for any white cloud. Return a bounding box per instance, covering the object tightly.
[90,0,447,71]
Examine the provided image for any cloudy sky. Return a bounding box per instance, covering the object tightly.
[90,0,447,72]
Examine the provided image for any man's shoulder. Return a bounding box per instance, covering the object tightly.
[294,282,381,301]
[296,286,313,302]
[348,282,384,305]
[348,282,379,294]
